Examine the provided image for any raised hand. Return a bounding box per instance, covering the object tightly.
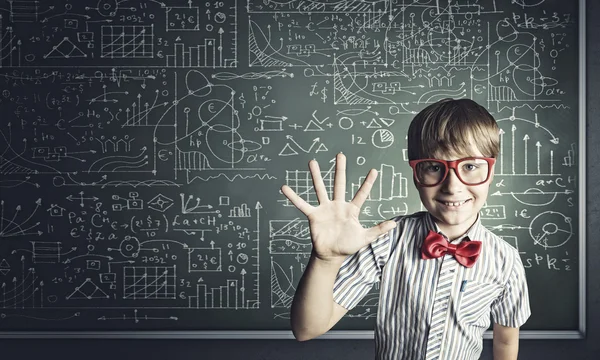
[281,153,397,262]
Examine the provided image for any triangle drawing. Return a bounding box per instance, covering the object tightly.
[0,259,9,276]
[44,37,87,59]
[366,118,382,129]
[278,143,298,157]
[66,278,110,300]
[304,120,324,131]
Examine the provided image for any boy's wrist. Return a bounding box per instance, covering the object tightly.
[310,250,346,269]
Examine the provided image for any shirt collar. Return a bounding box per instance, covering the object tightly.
[424,212,484,244]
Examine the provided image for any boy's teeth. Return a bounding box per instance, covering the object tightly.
[443,200,468,206]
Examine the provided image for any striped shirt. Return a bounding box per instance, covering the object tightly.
[333,211,531,360]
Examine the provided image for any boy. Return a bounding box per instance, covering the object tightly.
[280,98,531,359]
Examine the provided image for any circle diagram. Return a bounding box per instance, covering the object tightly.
[529,211,572,249]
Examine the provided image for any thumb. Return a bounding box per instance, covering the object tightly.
[365,220,396,244]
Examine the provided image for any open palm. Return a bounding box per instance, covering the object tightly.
[281,153,396,262]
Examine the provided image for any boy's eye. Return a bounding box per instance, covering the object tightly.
[423,163,442,172]
[462,163,478,171]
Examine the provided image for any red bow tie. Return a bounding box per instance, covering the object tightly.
[421,230,482,268]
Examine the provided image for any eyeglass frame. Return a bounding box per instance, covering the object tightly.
[408,157,497,187]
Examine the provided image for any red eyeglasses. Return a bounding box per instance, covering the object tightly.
[408,157,496,187]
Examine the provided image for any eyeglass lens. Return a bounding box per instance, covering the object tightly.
[415,159,489,185]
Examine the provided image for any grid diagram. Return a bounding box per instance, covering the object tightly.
[101,25,154,59]
[123,266,176,299]
[283,169,334,206]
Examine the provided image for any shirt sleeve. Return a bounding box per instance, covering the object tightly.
[490,252,531,328]
[332,227,394,311]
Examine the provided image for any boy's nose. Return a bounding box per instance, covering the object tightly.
[441,168,464,192]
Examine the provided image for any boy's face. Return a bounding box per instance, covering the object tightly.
[414,145,494,237]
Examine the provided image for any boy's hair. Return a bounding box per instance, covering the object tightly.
[407,98,500,160]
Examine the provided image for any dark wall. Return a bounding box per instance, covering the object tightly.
[0,1,598,360]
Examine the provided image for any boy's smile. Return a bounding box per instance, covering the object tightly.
[436,198,472,209]
[415,146,494,240]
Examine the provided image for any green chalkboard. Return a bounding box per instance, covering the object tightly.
[0,0,584,338]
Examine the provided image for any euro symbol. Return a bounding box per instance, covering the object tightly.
[158,149,169,161]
